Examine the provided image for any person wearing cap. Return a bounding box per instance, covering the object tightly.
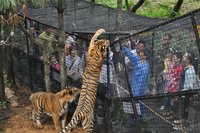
[65,34,75,56]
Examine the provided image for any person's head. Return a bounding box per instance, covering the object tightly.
[135,40,145,54]
[183,52,195,64]
[114,43,120,52]
[183,51,198,73]
[166,49,175,60]
[173,51,182,64]
[50,55,57,64]
[65,34,70,39]
[70,49,78,57]
[162,34,171,49]
[139,48,151,61]
[29,26,35,33]
[44,27,52,35]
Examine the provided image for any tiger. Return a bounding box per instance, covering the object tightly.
[60,28,110,133]
[29,87,80,131]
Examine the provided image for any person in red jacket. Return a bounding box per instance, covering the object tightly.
[168,52,183,92]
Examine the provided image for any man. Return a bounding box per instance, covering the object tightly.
[156,34,175,93]
[159,34,175,59]
[39,27,57,56]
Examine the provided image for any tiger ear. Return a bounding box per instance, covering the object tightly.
[88,28,105,55]
[60,89,68,97]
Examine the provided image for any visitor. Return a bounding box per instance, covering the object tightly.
[173,51,197,130]
[65,48,81,87]
[65,34,75,56]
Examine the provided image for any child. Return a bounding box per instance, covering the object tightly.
[168,52,183,92]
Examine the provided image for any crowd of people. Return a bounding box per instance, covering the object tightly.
[120,34,199,130]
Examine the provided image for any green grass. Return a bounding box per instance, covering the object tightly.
[88,0,200,18]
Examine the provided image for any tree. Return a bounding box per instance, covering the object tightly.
[25,0,67,89]
[125,0,131,12]
[171,0,183,17]
[56,0,67,89]
[131,0,145,13]
[116,0,122,31]
[0,0,22,102]
[1,0,67,91]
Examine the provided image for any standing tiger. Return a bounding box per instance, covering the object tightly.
[29,87,80,131]
[60,28,110,133]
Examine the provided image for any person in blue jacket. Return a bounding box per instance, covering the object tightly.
[122,47,150,97]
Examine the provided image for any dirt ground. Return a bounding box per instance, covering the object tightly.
[0,84,84,133]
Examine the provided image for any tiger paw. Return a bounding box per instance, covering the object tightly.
[37,124,44,129]
[36,122,44,129]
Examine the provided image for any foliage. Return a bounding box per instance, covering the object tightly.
[30,0,57,7]
[0,0,24,10]
[89,0,200,18]
[138,2,175,18]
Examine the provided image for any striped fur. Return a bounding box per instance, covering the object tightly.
[29,87,80,131]
[60,29,110,133]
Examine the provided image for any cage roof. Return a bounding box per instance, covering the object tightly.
[25,0,168,34]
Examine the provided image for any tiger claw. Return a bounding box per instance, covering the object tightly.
[37,124,44,129]
[36,121,44,129]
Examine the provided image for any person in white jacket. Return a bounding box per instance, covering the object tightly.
[173,51,198,130]
[182,52,197,91]
[65,49,81,87]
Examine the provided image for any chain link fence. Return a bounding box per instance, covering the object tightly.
[2,4,200,133]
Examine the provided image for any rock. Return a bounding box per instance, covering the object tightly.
[5,87,19,107]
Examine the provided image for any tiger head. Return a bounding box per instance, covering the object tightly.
[87,29,110,61]
[57,87,80,104]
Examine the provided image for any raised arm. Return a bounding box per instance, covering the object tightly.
[122,47,140,64]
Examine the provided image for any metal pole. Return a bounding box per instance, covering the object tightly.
[106,34,112,133]
[151,32,155,77]
[119,40,142,133]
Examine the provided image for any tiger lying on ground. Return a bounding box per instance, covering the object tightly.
[60,28,110,133]
[29,87,80,131]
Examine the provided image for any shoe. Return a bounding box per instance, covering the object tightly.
[160,105,165,110]
[174,120,182,124]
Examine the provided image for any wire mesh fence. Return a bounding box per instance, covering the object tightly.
[108,9,200,133]
[1,6,200,133]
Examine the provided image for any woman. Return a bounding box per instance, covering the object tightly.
[65,49,82,87]
[122,46,151,120]
[173,51,197,130]
[122,47,150,96]
[181,52,197,91]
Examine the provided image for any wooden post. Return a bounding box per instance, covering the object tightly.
[24,17,33,90]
